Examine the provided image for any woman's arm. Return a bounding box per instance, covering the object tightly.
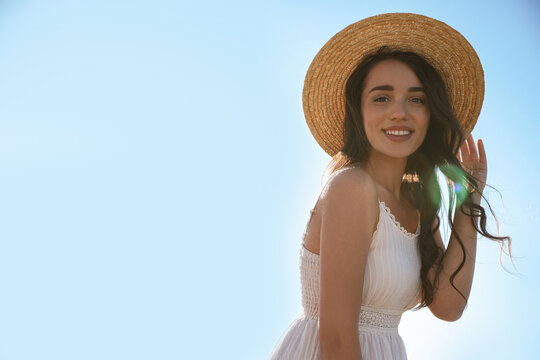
[428,134,487,321]
[318,169,379,360]
[428,190,481,321]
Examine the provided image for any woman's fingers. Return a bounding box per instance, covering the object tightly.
[458,134,486,171]
[478,139,487,165]
[460,138,470,161]
[466,133,479,161]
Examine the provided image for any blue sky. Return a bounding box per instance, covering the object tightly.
[0,0,538,359]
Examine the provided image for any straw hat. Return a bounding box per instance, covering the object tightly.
[302,13,484,157]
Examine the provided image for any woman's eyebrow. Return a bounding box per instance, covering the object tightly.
[368,85,393,93]
[368,85,425,93]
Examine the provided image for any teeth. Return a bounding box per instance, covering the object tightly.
[385,130,412,135]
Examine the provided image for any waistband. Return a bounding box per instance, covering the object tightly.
[357,308,402,334]
[301,307,403,334]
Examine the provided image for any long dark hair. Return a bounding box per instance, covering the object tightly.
[324,46,514,310]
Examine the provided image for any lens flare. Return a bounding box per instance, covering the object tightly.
[439,162,471,207]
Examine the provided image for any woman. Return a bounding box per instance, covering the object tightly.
[269,13,512,360]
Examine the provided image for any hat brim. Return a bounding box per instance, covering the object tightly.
[302,13,484,157]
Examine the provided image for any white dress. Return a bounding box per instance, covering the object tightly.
[270,199,422,360]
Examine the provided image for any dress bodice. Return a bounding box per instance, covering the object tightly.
[269,199,424,359]
[299,200,423,330]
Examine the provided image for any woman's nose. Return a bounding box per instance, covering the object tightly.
[390,100,408,120]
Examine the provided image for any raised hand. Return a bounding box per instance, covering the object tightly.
[457,133,488,194]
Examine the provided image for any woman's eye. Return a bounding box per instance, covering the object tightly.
[410,97,425,104]
[374,96,389,103]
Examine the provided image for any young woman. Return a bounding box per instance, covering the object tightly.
[270,13,512,360]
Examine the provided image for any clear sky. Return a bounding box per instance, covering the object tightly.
[0,0,538,359]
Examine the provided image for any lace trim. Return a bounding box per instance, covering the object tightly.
[358,308,402,328]
[379,201,420,238]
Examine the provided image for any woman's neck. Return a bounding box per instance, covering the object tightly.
[362,154,408,202]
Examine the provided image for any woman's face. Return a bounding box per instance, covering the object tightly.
[360,59,430,160]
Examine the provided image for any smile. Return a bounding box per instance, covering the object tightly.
[383,129,413,142]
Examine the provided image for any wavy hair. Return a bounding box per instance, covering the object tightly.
[323,46,514,310]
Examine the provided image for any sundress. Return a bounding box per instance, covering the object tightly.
[269,197,422,359]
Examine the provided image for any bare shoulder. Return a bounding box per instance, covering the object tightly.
[319,165,380,252]
[319,166,379,211]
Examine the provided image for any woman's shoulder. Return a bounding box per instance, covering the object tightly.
[318,166,380,249]
[321,166,378,205]
[325,165,376,189]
